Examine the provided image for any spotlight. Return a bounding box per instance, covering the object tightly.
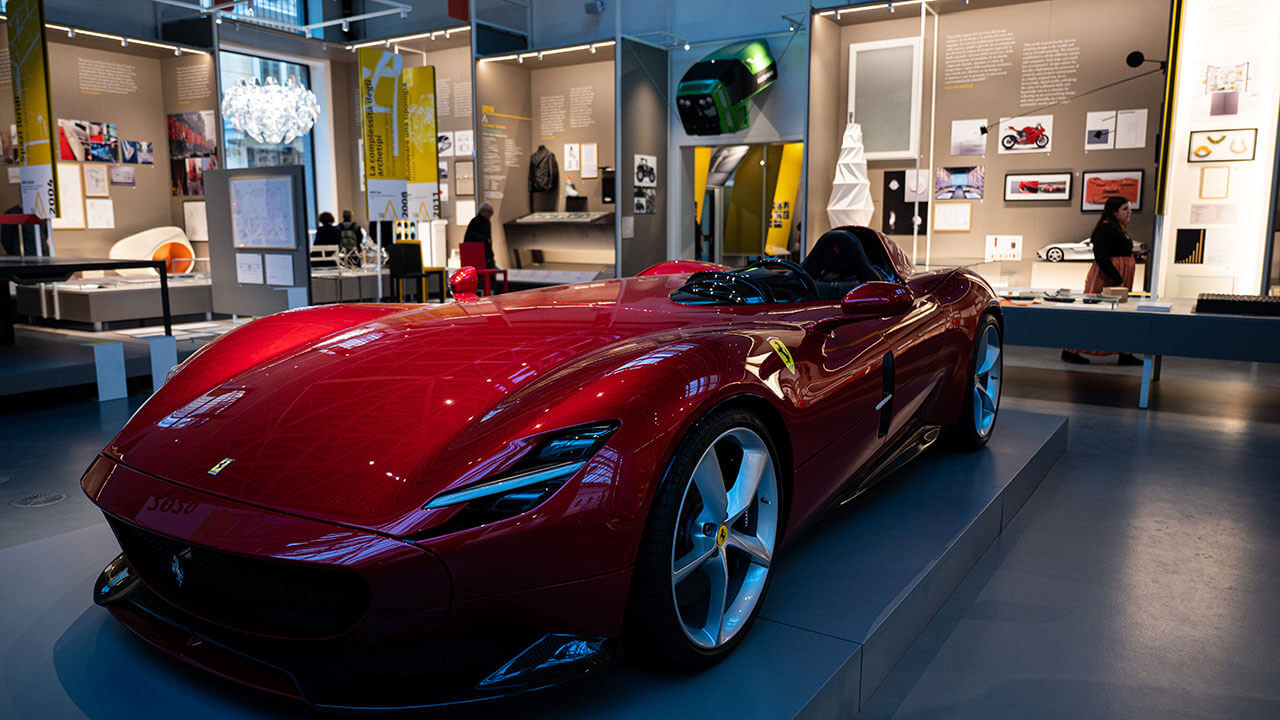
[888,2,895,13]
[683,42,690,51]
[342,20,349,32]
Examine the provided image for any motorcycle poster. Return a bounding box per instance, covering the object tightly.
[997,115,1054,154]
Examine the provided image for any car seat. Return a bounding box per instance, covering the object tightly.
[802,227,898,300]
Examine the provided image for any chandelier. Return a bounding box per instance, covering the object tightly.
[221,76,320,144]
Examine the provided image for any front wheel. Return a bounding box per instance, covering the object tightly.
[951,314,1002,450]
[1046,247,1064,262]
[1035,133,1049,148]
[626,408,782,668]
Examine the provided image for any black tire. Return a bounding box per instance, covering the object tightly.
[951,313,1003,450]
[1001,135,1017,150]
[625,407,783,669]
[1046,248,1064,262]
[1035,133,1049,148]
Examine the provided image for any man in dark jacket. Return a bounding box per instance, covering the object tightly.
[464,202,496,268]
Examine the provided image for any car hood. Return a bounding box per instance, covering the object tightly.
[106,276,741,532]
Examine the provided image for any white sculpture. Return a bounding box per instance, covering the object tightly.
[826,122,875,228]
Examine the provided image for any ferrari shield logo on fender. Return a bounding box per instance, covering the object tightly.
[767,337,795,374]
[207,458,233,475]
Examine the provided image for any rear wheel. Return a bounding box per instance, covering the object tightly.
[1001,135,1017,150]
[952,314,1002,450]
[626,408,781,668]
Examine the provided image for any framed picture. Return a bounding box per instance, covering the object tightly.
[581,142,599,178]
[933,202,971,232]
[1081,169,1143,211]
[455,160,474,196]
[849,37,923,160]
[1188,128,1256,162]
[1004,172,1072,201]
[83,165,109,197]
[1198,166,1230,199]
[935,166,984,200]
[997,114,1053,154]
[51,162,85,230]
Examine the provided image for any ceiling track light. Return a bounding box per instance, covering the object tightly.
[888,2,895,13]
[342,20,350,32]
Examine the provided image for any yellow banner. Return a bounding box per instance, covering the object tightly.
[402,65,439,222]
[359,48,406,220]
[765,142,803,256]
[7,0,59,216]
[692,146,712,225]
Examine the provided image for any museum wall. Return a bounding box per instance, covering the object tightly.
[477,55,615,268]
[810,0,1169,284]
[329,58,363,227]
[476,58,533,266]
[46,42,174,257]
[667,30,810,262]
[160,51,217,258]
[402,44,476,253]
[620,38,668,276]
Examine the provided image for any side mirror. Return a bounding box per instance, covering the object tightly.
[841,282,914,316]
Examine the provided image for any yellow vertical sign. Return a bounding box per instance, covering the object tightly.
[402,65,439,223]
[765,142,803,256]
[7,0,59,217]
[359,48,406,221]
[692,146,712,224]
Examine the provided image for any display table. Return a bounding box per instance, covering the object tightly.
[15,277,212,331]
[310,267,391,304]
[0,257,171,345]
[511,211,615,224]
[1002,298,1280,407]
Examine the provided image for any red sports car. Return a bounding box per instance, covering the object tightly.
[82,226,1003,709]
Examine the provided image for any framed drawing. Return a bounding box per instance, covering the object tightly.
[581,142,599,178]
[1081,169,1143,211]
[1198,166,1230,199]
[933,202,971,232]
[1188,128,1256,162]
[1004,172,1072,201]
[83,165,109,197]
[455,160,475,196]
[51,162,85,230]
[849,37,922,160]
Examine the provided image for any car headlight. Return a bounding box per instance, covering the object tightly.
[413,422,619,537]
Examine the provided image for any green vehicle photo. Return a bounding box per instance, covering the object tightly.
[676,39,778,135]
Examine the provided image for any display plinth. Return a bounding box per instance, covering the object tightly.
[0,410,1065,717]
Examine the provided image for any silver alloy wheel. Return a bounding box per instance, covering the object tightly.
[670,427,779,650]
[1047,248,1064,262]
[973,323,1002,438]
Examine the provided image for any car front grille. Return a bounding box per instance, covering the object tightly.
[108,517,372,639]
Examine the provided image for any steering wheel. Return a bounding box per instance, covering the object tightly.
[684,270,775,304]
[747,258,820,300]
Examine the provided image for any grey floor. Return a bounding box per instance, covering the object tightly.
[2,346,1279,718]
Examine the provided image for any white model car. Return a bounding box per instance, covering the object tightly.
[1036,238,1147,263]
[1036,238,1094,262]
